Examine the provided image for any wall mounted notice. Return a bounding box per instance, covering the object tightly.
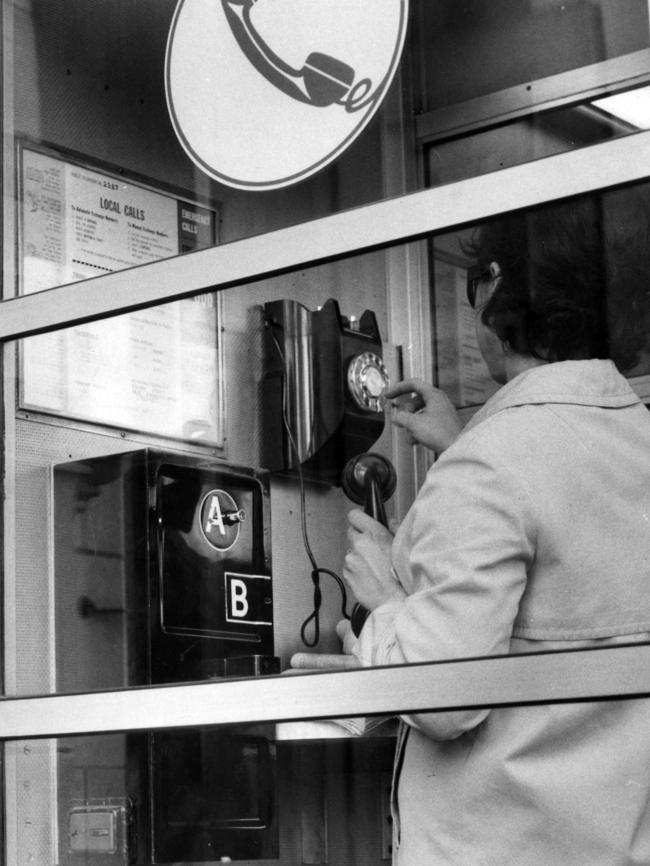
[18,144,223,445]
[433,254,499,409]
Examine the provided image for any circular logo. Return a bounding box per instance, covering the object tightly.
[199,489,245,552]
[165,0,409,190]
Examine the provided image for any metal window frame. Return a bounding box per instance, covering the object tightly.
[3,131,650,739]
[3,130,650,341]
[3,643,650,740]
[415,49,650,144]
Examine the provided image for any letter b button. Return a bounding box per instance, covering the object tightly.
[224,572,272,626]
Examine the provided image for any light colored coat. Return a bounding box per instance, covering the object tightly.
[354,360,650,865]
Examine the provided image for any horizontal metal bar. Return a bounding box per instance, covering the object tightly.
[416,50,650,143]
[2,644,650,740]
[3,130,650,342]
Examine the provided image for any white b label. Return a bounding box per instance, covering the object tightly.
[230,578,250,618]
[225,572,272,626]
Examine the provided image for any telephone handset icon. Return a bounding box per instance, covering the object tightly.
[222,0,374,111]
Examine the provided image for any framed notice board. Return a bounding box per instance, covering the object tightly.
[17,141,224,445]
[432,247,498,410]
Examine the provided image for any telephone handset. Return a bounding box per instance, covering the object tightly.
[341,452,396,636]
[222,0,373,111]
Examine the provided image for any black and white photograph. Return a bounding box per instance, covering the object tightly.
[3,2,650,864]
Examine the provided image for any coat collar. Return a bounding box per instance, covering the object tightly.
[465,360,640,433]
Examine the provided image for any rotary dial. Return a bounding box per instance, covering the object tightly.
[347,352,389,413]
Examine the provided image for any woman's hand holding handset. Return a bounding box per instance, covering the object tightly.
[342,508,404,611]
[290,379,459,672]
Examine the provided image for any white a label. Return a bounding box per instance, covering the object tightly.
[205,494,226,536]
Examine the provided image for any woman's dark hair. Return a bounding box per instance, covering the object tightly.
[464,187,650,372]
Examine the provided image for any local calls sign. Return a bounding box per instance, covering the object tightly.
[165,0,409,191]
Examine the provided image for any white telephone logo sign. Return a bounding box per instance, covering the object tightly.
[166,0,409,190]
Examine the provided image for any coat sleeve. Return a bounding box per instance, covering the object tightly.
[352,426,537,740]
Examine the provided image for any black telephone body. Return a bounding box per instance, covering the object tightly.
[263,297,390,484]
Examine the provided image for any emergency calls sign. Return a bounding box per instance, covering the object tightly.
[225,572,273,626]
[165,0,409,190]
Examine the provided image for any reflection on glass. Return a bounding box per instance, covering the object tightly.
[419,0,649,110]
[433,180,650,404]
[12,183,650,708]
[20,296,224,444]
[8,188,650,864]
[426,85,650,188]
[592,84,650,128]
[13,726,282,864]
[17,142,224,444]
[394,698,650,863]
[10,0,650,273]
[54,452,275,693]
[11,1,387,273]
[7,728,396,865]
[7,698,650,865]
[12,249,393,697]
[19,143,219,292]
[304,186,650,865]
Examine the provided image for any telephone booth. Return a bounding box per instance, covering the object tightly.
[1,2,650,865]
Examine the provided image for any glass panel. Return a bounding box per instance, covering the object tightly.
[7,697,650,864]
[9,249,392,697]
[9,178,650,698]
[418,0,650,110]
[7,724,398,865]
[6,0,650,303]
[19,294,224,446]
[593,84,650,126]
[432,180,650,405]
[7,0,403,276]
[425,88,650,187]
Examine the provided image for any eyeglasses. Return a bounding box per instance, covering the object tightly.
[466,261,502,308]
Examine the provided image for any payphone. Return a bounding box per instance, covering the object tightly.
[53,449,278,863]
[262,297,390,484]
[262,297,394,647]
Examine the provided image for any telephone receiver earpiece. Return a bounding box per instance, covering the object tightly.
[302,52,357,107]
[341,453,397,636]
[222,0,372,109]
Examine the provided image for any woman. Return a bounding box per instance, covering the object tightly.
[293,189,650,864]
